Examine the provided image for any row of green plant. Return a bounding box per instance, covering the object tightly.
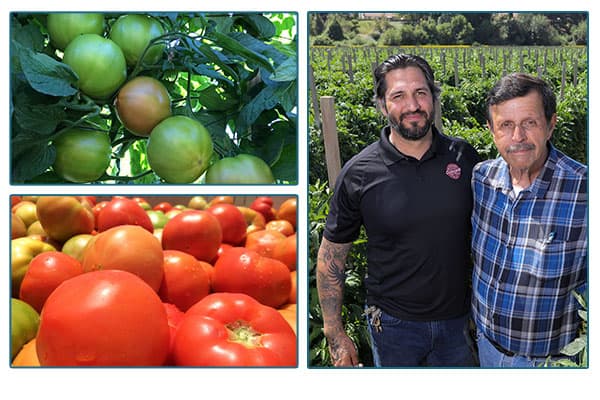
[308,46,588,367]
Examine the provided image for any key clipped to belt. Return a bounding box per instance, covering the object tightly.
[364,305,382,332]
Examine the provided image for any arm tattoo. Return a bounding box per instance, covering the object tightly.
[316,238,352,335]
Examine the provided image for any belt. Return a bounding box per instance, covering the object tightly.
[485,335,516,357]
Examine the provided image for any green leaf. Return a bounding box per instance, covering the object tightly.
[13,101,66,135]
[12,142,55,183]
[560,336,587,356]
[14,41,78,97]
[270,142,298,183]
[229,31,287,66]
[237,14,276,40]
[237,84,281,131]
[210,31,274,73]
[269,55,297,82]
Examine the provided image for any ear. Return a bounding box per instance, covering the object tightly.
[547,113,557,140]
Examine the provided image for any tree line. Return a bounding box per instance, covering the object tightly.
[310,13,587,47]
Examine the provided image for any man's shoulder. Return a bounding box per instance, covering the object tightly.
[437,130,481,163]
[553,147,588,178]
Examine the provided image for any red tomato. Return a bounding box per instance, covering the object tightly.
[163,302,185,366]
[271,233,297,272]
[250,196,276,222]
[158,250,211,312]
[173,292,296,366]
[96,197,154,233]
[244,229,287,259]
[212,247,291,309]
[81,225,164,292]
[19,251,83,313]
[131,196,151,210]
[36,269,170,366]
[153,201,173,213]
[206,203,247,245]
[161,210,222,262]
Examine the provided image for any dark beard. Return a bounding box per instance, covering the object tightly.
[388,111,434,141]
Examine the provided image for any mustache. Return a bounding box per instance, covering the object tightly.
[507,143,535,153]
[400,111,428,121]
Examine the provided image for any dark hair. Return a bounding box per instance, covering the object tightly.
[486,73,556,125]
[373,53,440,105]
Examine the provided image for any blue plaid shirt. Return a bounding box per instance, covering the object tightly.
[471,144,587,357]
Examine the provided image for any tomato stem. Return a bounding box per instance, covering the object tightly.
[226,320,262,349]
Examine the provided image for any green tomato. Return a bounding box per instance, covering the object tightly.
[52,128,112,183]
[147,116,214,184]
[46,12,105,50]
[11,298,40,361]
[205,154,275,184]
[109,14,166,66]
[62,34,127,99]
[147,210,168,229]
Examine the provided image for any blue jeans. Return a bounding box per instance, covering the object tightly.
[365,306,477,367]
[476,329,575,368]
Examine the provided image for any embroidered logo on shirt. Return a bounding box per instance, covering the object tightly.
[445,163,461,180]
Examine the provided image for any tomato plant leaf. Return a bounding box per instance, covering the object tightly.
[236,14,276,40]
[270,143,297,183]
[237,84,280,132]
[15,42,78,97]
[209,31,274,73]
[12,141,56,183]
[269,55,297,82]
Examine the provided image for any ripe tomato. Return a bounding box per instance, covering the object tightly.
[158,250,211,312]
[250,196,276,222]
[163,302,185,366]
[244,229,287,259]
[162,210,222,262]
[147,116,214,183]
[288,271,297,304]
[96,196,154,233]
[131,196,151,210]
[266,219,295,236]
[205,154,275,184]
[207,203,247,245]
[277,303,297,334]
[212,247,291,309]
[62,33,127,99]
[153,201,173,213]
[173,293,296,366]
[36,270,170,366]
[82,225,164,292]
[36,196,95,242]
[115,76,171,137]
[46,12,105,50]
[271,233,297,272]
[19,251,83,313]
[52,128,112,183]
[109,14,165,66]
[277,197,297,229]
[12,338,40,367]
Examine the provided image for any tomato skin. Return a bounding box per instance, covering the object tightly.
[212,247,291,309]
[12,338,40,367]
[173,293,296,366]
[52,128,112,183]
[82,225,164,292]
[250,196,276,222]
[46,12,105,50]
[115,76,171,137]
[11,237,57,298]
[19,251,83,313]
[109,14,165,66]
[36,270,170,366]
[62,33,127,99]
[244,229,287,259]
[272,233,297,272]
[61,233,94,262]
[266,219,295,236]
[35,196,95,243]
[158,250,211,312]
[153,201,173,213]
[12,213,27,239]
[162,210,222,262]
[277,198,297,229]
[96,197,154,233]
[147,116,214,183]
[13,200,38,228]
[206,203,247,245]
[205,154,275,184]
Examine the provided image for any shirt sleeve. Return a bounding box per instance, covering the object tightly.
[322,164,363,244]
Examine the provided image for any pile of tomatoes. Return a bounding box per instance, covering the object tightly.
[10,195,297,367]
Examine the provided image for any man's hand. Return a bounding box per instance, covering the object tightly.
[327,331,360,367]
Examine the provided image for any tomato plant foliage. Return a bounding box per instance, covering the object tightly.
[10,12,298,184]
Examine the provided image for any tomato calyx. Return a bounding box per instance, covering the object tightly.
[226,320,262,349]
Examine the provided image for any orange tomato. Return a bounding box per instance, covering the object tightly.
[277,303,297,334]
[265,219,295,236]
[276,198,297,229]
[244,229,286,259]
[271,233,297,271]
[12,338,40,367]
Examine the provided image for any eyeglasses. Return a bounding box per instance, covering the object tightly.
[494,118,541,137]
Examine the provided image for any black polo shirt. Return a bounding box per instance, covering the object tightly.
[324,126,480,321]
